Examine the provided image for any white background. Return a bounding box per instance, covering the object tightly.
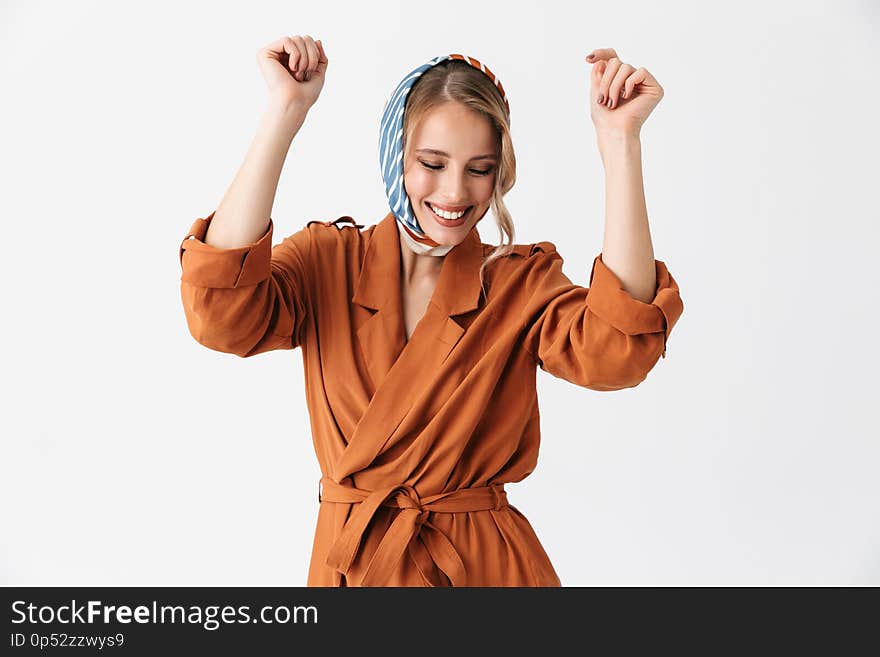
[2,0,878,585]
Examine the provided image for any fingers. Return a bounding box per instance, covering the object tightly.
[623,68,649,102]
[586,49,663,115]
[279,35,320,81]
[585,47,619,63]
[587,49,640,109]
[315,39,328,74]
[288,35,312,81]
[302,35,320,80]
[259,36,296,69]
[607,63,635,109]
[636,67,662,99]
[596,57,622,106]
[591,60,606,102]
[278,36,303,78]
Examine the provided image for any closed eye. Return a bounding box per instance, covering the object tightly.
[420,161,493,176]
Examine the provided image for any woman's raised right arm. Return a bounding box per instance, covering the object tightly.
[207,34,328,247]
[204,102,309,249]
[178,35,329,357]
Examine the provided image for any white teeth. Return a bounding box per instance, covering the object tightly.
[428,203,468,220]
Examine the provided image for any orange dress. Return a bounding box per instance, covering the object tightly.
[179,210,684,586]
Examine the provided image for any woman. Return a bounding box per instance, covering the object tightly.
[179,35,683,586]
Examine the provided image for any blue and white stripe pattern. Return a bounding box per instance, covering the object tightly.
[378,54,510,238]
[379,55,450,236]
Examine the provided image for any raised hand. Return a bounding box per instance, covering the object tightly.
[586,47,663,136]
[257,34,329,111]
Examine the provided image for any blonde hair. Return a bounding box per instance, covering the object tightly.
[402,59,517,298]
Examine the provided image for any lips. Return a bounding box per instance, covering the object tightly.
[425,202,472,225]
[428,201,471,213]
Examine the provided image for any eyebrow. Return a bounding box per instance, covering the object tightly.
[415,148,497,161]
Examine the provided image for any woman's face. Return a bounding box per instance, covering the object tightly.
[404,101,499,246]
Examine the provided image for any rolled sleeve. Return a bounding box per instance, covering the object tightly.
[178,210,312,357]
[585,253,684,358]
[523,244,684,391]
[179,210,274,289]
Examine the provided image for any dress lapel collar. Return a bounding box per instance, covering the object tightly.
[352,212,407,385]
[352,211,484,315]
[351,212,483,385]
[352,212,402,312]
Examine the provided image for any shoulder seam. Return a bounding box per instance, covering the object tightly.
[306,216,365,230]
[506,241,557,258]
[528,240,557,256]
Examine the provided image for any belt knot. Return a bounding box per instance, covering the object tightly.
[319,476,508,586]
[391,483,423,512]
[390,484,428,531]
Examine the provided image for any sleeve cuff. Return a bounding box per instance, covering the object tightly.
[179,210,274,288]
[586,253,684,354]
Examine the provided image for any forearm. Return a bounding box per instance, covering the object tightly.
[205,102,310,249]
[597,131,657,303]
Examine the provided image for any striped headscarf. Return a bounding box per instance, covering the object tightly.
[378,54,510,256]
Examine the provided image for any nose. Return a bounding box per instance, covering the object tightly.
[437,168,473,204]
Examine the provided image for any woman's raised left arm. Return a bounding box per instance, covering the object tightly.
[515,48,681,388]
[586,47,666,304]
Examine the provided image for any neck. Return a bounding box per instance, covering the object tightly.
[400,240,443,285]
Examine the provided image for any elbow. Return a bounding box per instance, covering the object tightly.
[180,292,263,358]
[180,279,301,358]
[556,333,664,391]
[184,315,256,358]
[576,363,650,392]
[594,334,665,390]
[586,369,650,392]
[180,281,271,358]
[181,299,296,358]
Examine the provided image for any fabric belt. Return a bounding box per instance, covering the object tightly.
[319,476,508,587]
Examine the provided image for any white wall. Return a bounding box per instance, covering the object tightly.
[1,0,877,585]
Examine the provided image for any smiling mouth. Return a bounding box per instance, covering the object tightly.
[425,202,473,224]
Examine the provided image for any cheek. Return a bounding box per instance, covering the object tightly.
[477,175,496,202]
[404,169,434,197]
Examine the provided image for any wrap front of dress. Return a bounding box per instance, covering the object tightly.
[179,210,684,586]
